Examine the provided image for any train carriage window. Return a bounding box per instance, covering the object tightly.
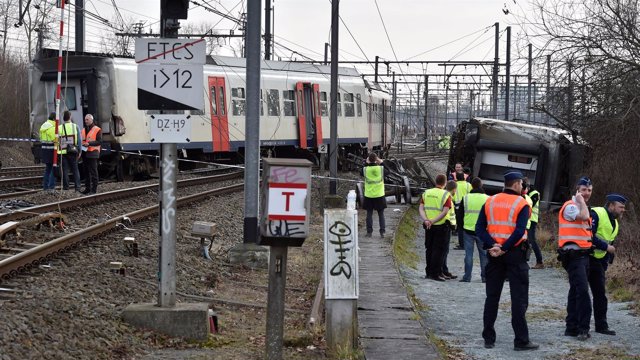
[58,87,77,111]
[268,89,280,116]
[508,155,533,164]
[320,92,328,116]
[231,87,246,116]
[356,94,362,117]
[218,87,226,116]
[209,86,218,115]
[283,90,296,116]
[344,93,355,117]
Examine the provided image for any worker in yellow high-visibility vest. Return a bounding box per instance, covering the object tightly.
[39,112,57,191]
[362,153,386,237]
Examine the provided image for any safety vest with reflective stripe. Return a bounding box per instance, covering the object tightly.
[591,207,618,259]
[57,122,78,155]
[529,189,540,223]
[454,180,471,204]
[364,165,384,198]
[485,192,528,246]
[39,120,56,148]
[557,199,592,249]
[463,192,489,231]
[524,194,533,230]
[422,187,451,226]
[81,126,101,153]
[448,193,456,227]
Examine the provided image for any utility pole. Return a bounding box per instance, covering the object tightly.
[505,26,511,120]
[533,82,537,123]
[444,81,449,133]
[424,75,428,151]
[264,0,272,60]
[75,0,85,52]
[329,0,339,195]
[456,81,460,125]
[492,22,499,118]
[527,43,532,122]
[546,54,551,124]
[374,55,379,83]
[416,82,421,137]
[392,72,397,143]
[567,60,573,124]
[513,77,518,119]
[324,42,329,65]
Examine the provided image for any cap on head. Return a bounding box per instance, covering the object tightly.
[606,193,627,204]
[576,176,592,187]
[503,169,524,182]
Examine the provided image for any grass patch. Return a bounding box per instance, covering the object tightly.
[427,331,466,360]
[608,277,635,302]
[330,342,365,360]
[196,334,237,348]
[526,307,566,322]
[405,284,430,312]
[546,345,640,360]
[393,205,421,269]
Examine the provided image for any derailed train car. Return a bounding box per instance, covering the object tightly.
[447,117,587,209]
[29,48,392,178]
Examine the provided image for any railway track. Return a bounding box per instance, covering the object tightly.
[0,171,243,223]
[0,182,244,280]
[0,166,44,178]
[0,176,42,189]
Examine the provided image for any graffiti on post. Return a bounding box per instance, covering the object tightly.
[270,166,303,183]
[328,221,353,279]
[268,220,305,237]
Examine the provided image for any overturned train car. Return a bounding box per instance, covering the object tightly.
[447,117,587,209]
[29,49,392,178]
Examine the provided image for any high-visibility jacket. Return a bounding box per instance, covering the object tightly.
[448,192,456,227]
[39,120,57,147]
[454,180,471,204]
[422,187,451,226]
[529,189,540,223]
[484,192,528,246]
[557,199,592,249]
[591,207,618,259]
[524,194,533,230]
[58,122,78,155]
[81,125,101,153]
[364,165,384,198]
[463,192,489,231]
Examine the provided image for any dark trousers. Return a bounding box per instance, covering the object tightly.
[563,254,591,334]
[61,154,81,190]
[442,226,451,273]
[455,206,464,248]
[42,162,56,190]
[424,224,449,278]
[482,246,530,346]
[528,222,543,264]
[366,208,386,234]
[588,256,609,331]
[83,157,99,193]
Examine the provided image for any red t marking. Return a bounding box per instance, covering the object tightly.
[282,192,295,211]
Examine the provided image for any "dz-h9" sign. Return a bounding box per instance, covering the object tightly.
[136,38,205,111]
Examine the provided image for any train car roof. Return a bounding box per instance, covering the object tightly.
[35,48,362,78]
[472,117,571,138]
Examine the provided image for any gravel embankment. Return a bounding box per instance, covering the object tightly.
[400,219,640,360]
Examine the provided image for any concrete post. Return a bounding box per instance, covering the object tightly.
[266,246,288,360]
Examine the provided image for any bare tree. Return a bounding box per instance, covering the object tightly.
[20,0,55,61]
[0,0,17,59]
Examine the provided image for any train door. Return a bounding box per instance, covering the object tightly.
[55,80,84,129]
[295,82,322,149]
[382,99,387,146]
[367,95,373,150]
[208,76,230,152]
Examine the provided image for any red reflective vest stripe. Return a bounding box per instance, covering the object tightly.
[557,200,592,249]
[82,126,101,153]
[484,192,528,246]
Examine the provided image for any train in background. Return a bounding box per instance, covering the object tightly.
[29,48,392,179]
[447,117,587,210]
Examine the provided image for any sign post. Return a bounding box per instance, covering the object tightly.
[259,158,312,360]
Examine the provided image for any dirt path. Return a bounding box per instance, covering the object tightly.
[400,215,640,360]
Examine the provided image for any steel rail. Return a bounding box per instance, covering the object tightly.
[0,183,244,280]
[0,176,42,188]
[0,171,243,223]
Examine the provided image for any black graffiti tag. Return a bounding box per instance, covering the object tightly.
[329,221,353,279]
[268,220,305,237]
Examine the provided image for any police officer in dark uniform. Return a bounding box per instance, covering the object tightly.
[588,193,626,336]
[557,177,615,340]
[476,170,538,351]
